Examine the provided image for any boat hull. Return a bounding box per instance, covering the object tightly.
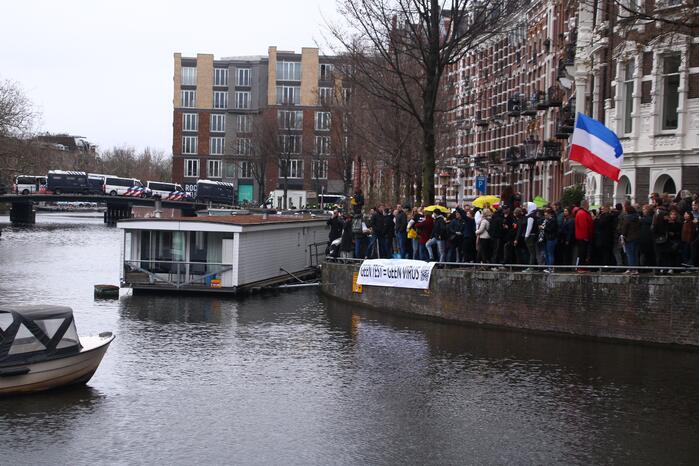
[0,334,114,396]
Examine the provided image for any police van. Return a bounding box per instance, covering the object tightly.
[14,175,47,194]
[47,171,90,194]
[146,181,190,200]
[104,176,146,197]
[87,173,108,194]
[195,180,235,205]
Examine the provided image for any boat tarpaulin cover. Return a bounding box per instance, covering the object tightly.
[0,305,81,365]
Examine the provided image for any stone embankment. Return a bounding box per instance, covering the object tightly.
[321,262,698,347]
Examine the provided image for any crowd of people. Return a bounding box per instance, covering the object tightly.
[326,189,700,273]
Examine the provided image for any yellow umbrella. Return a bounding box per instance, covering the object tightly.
[423,204,450,214]
[472,195,500,209]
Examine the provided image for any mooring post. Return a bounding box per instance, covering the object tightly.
[10,202,36,225]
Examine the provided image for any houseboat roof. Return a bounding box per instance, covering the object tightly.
[117,214,327,231]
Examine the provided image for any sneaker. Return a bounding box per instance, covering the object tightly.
[490,267,500,271]
[543,268,551,273]
[522,268,533,272]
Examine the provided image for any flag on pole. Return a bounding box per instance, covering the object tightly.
[569,113,624,182]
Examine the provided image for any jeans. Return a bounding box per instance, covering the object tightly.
[545,239,557,267]
[412,238,421,260]
[354,236,365,259]
[395,232,407,258]
[625,240,639,267]
[366,235,378,258]
[425,238,446,262]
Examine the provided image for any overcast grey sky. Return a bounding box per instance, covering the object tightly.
[1,0,340,153]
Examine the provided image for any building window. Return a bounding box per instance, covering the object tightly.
[237,68,251,86]
[276,86,300,105]
[235,91,251,109]
[235,138,251,155]
[279,135,302,154]
[342,88,352,105]
[319,87,333,105]
[214,68,228,87]
[623,61,634,134]
[662,53,681,130]
[278,110,303,130]
[276,61,301,81]
[279,159,303,178]
[315,136,330,155]
[211,114,225,132]
[182,136,198,154]
[181,90,196,108]
[213,91,228,109]
[185,159,199,178]
[208,159,221,178]
[224,161,236,178]
[181,67,197,86]
[239,161,254,178]
[183,113,198,132]
[315,111,331,131]
[236,114,252,133]
[319,63,333,81]
[210,137,224,155]
[312,159,328,179]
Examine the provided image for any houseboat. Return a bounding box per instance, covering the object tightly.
[117,214,329,293]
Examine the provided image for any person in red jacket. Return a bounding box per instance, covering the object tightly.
[415,211,434,261]
[574,200,593,269]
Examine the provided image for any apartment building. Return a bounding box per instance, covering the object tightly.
[439,0,698,207]
[439,0,581,206]
[575,0,699,204]
[172,47,350,207]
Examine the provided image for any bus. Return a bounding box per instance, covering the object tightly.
[14,175,47,195]
[196,180,235,205]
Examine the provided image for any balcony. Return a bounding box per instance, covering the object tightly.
[546,86,563,108]
[533,90,547,110]
[507,95,523,117]
[475,111,489,127]
[521,98,537,117]
[505,146,523,166]
[539,141,562,161]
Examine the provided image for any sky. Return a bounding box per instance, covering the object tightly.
[1,0,341,154]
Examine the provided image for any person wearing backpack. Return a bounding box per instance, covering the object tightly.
[352,214,369,259]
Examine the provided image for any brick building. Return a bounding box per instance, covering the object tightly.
[172,47,351,207]
[438,0,582,207]
[438,0,698,207]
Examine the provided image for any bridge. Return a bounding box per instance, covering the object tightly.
[0,194,211,225]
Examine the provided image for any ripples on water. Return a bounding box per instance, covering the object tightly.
[0,213,697,465]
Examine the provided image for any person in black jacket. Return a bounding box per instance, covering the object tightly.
[326,209,344,246]
[382,207,395,258]
[557,207,574,265]
[489,208,505,265]
[541,207,558,272]
[592,205,616,265]
[339,215,354,258]
[393,205,408,258]
[639,204,655,267]
[461,210,477,262]
[502,206,518,264]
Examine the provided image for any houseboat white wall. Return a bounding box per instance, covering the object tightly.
[118,217,327,290]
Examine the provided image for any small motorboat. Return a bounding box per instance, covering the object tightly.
[0,305,114,395]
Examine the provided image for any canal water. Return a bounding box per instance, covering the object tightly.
[0,213,697,465]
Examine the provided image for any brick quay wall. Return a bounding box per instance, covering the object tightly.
[320,262,698,347]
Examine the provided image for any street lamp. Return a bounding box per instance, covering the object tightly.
[522,135,540,200]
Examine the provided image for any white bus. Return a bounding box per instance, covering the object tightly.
[104,176,146,197]
[14,175,47,194]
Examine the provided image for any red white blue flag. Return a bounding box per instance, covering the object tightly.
[569,113,624,182]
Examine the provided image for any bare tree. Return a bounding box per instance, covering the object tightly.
[0,79,36,137]
[328,0,522,204]
[249,113,276,206]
